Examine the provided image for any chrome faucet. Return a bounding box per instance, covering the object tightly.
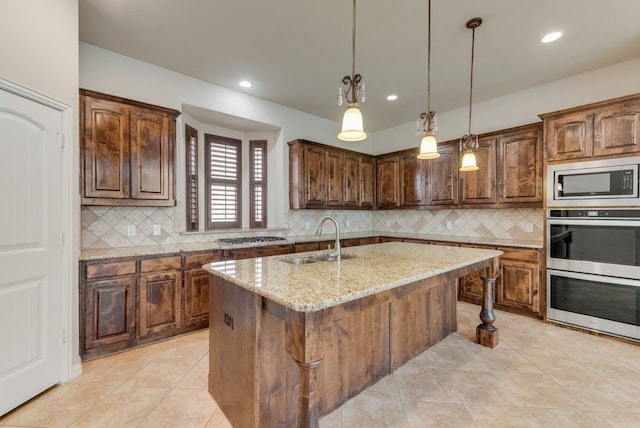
[315,216,341,259]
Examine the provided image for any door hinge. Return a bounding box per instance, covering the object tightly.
[59,132,65,149]
[60,330,67,345]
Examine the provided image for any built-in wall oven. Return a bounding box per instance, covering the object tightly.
[547,208,640,341]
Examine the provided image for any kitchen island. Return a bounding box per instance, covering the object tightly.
[205,242,502,428]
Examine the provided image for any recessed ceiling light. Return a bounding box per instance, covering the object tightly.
[386,95,398,101]
[238,80,253,88]
[541,31,562,43]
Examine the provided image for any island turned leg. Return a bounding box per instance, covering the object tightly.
[476,276,499,348]
[295,359,321,428]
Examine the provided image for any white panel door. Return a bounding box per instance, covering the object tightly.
[0,88,64,416]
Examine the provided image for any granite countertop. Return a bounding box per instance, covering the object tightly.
[203,242,502,312]
[80,231,540,261]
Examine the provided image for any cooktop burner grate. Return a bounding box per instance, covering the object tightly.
[217,236,286,245]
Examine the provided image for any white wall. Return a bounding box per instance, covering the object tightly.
[372,58,640,154]
[1,0,80,370]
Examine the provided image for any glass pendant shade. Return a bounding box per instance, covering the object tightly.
[338,104,367,141]
[460,151,479,171]
[417,133,439,159]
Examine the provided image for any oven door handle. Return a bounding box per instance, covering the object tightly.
[547,218,640,227]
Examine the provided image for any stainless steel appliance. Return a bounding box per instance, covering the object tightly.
[547,209,640,341]
[547,156,640,207]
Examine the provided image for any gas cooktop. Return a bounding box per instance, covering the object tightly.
[217,236,287,245]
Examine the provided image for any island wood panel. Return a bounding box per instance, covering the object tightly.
[208,255,497,427]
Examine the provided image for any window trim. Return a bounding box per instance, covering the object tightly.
[249,140,267,228]
[205,134,242,230]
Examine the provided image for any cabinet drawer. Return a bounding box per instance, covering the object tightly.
[86,260,137,279]
[184,251,223,269]
[497,247,540,262]
[294,242,321,253]
[358,236,379,246]
[140,256,181,272]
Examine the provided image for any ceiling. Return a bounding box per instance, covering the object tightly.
[79,0,640,132]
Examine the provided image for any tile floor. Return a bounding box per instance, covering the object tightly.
[2,302,640,427]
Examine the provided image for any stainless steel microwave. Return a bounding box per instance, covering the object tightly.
[547,156,640,207]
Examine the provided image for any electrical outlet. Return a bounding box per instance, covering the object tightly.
[126,225,136,236]
[305,221,310,230]
[446,221,452,230]
[153,224,162,235]
[524,222,534,233]
[346,219,351,228]
[385,220,391,227]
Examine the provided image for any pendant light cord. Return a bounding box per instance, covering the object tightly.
[351,0,356,79]
[426,0,431,114]
[467,24,476,137]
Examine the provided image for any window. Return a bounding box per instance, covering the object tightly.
[185,125,199,231]
[205,134,241,229]
[250,140,267,228]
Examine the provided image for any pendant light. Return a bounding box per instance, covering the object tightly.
[417,0,439,159]
[459,17,482,172]
[338,0,367,141]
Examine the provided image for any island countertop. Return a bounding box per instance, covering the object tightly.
[204,241,502,312]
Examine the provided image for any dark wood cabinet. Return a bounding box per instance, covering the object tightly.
[428,142,459,206]
[227,244,292,260]
[376,155,400,208]
[139,269,182,338]
[183,251,223,327]
[80,89,179,206]
[541,93,640,162]
[495,247,541,315]
[496,123,543,204]
[359,156,375,207]
[460,136,497,205]
[400,152,427,206]
[289,140,374,209]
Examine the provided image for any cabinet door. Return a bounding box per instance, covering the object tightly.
[84,276,136,350]
[593,98,640,157]
[359,156,375,207]
[460,136,497,204]
[497,126,542,204]
[344,154,359,206]
[428,143,459,206]
[184,268,210,327]
[497,259,540,315]
[139,270,183,338]
[544,112,594,161]
[376,156,400,208]
[130,108,174,202]
[303,146,326,206]
[400,153,427,206]
[81,96,131,201]
[458,269,490,305]
[326,150,344,206]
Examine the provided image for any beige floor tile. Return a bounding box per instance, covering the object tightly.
[596,411,640,427]
[393,366,461,403]
[68,386,168,427]
[403,401,476,428]
[174,354,210,391]
[122,357,198,389]
[358,373,401,401]
[138,388,217,428]
[0,383,116,428]
[464,403,543,428]
[528,408,611,427]
[551,371,640,413]
[452,370,524,406]
[340,395,409,428]
[501,372,588,410]
[204,408,233,428]
[319,407,341,428]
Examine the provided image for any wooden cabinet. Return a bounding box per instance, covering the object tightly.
[139,268,182,338]
[496,123,543,204]
[83,260,137,351]
[400,151,427,206]
[359,156,375,207]
[495,247,540,315]
[541,93,640,162]
[227,244,292,260]
[80,89,180,206]
[376,155,400,208]
[428,142,459,206]
[183,251,223,327]
[289,139,374,209]
[460,136,497,205]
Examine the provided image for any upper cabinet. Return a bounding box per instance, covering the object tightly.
[460,135,498,205]
[496,123,543,204]
[427,142,459,206]
[541,93,640,163]
[288,139,375,209]
[375,154,400,208]
[80,89,180,206]
[400,151,427,207]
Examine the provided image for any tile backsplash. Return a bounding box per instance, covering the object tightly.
[81,206,543,250]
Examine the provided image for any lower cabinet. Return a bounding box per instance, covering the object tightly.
[80,251,220,360]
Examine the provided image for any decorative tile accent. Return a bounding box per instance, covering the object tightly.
[80,206,543,250]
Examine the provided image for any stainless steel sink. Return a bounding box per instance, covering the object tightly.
[278,257,319,265]
[278,254,356,265]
